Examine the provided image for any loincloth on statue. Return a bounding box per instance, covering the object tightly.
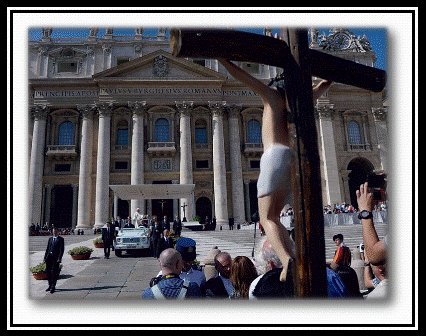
[257,144,293,203]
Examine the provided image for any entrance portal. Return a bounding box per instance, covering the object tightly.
[196,196,212,222]
[152,181,173,221]
[51,185,73,228]
[152,199,173,222]
[117,199,129,219]
[347,158,374,208]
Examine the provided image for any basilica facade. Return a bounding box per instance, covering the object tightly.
[28,28,388,229]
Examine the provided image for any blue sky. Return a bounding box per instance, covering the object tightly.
[29,27,386,71]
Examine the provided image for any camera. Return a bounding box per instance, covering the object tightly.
[367,172,387,202]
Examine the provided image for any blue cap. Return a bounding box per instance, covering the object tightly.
[175,237,196,261]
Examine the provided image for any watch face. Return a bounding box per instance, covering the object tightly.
[359,210,372,219]
[334,33,351,49]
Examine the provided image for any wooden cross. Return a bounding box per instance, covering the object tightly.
[170,28,386,297]
[180,202,188,222]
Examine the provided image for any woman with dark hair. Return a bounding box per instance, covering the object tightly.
[230,256,258,299]
[335,265,363,298]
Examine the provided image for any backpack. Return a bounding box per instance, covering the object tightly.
[151,279,190,299]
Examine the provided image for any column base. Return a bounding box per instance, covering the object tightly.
[215,220,230,231]
[76,223,93,229]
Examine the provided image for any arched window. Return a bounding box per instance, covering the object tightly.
[195,119,207,144]
[247,119,261,143]
[347,121,363,145]
[58,121,74,145]
[116,120,128,146]
[155,118,169,142]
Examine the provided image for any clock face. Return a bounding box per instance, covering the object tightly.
[333,33,351,49]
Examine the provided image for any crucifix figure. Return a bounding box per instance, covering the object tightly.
[218,58,332,284]
[159,199,166,217]
[170,28,386,297]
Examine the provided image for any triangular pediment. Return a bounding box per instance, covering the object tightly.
[93,50,226,81]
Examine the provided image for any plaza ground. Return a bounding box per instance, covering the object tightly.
[28,223,388,300]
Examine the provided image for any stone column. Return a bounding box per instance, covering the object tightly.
[340,170,352,205]
[76,104,95,229]
[28,105,49,226]
[228,104,245,225]
[71,183,79,228]
[172,180,180,218]
[244,179,251,222]
[44,183,53,227]
[102,43,112,70]
[94,102,113,228]
[209,101,229,229]
[114,193,118,220]
[129,101,147,216]
[317,104,342,207]
[176,101,194,221]
[372,107,388,171]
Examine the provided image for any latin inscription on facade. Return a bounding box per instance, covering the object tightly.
[30,88,258,99]
[153,159,171,171]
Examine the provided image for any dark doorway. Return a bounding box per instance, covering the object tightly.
[152,181,173,222]
[249,181,259,222]
[196,196,212,222]
[152,199,173,222]
[347,158,374,208]
[51,185,73,228]
[117,199,129,219]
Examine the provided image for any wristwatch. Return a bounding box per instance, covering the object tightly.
[358,210,373,220]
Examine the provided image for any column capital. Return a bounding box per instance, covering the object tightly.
[77,104,96,119]
[95,102,114,117]
[30,105,50,120]
[175,101,194,116]
[128,101,147,117]
[227,104,242,118]
[315,103,335,119]
[208,101,227,117]
[371,107,388,122]
[340,169,352,180]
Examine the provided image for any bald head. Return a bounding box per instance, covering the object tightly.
[159,248,183,275]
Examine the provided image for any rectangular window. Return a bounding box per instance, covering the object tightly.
[54,164,71,172]
[196,160,209,169]
[117,57,130,66]
[193,59,206,67]
[115,161,128,170]
[117,129,128,146]
[250,160,260,169]
[195,128,207,144]
[57,61,78,73]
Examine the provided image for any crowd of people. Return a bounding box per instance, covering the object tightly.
[141,181,388,300]
[323,201,387,214]
[37,181,387,299]
[29,223,74,236]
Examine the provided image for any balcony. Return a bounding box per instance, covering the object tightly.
[46,145,78,160]
[347,144,372,152]
[243,143,263,157]
[147,142,176,157]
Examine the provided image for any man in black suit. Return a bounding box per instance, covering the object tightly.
[150,221,162,258]
[201,252,234,298]
[102,222,115,259]
[156,229,174,257]
[43,227,64,294]
[161,215,170,231]
[228,217,234,230]
[173,215,182,237]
